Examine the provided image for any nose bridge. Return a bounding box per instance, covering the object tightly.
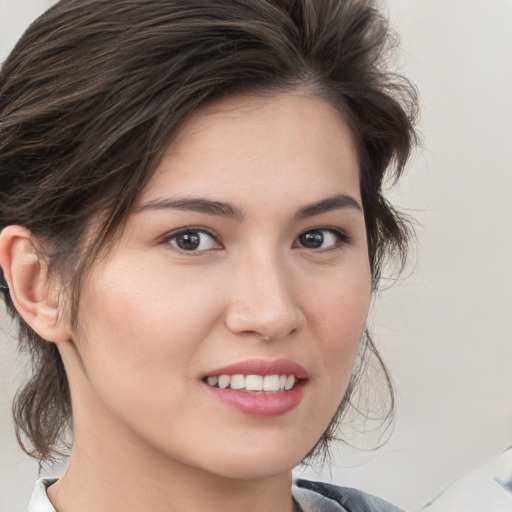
[226,245,304,340]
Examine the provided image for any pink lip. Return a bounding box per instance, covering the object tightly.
[205,358,308,379]
[202,381,306,418]
[202,359,308,418]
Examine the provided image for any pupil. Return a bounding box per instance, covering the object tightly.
[177,232,200,250]
[300,231,324,248]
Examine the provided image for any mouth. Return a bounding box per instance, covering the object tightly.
[201,359,308,417]
[203,374,300,393]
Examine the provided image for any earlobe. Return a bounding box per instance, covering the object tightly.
[0,226,72,343]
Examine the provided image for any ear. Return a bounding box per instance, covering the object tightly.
[0,226,72,343]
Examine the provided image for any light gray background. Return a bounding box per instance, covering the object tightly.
[1,1,511,511]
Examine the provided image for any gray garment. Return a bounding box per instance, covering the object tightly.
[293,480,405,512]
[27,477,405,512]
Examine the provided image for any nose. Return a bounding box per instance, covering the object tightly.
[225,251,305,341]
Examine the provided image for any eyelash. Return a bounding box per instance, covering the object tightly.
[162,226,351,254]
[293,227,351,251]
[163,226,221,254]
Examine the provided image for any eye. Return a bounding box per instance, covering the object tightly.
[166,228,221,252]
[295,228,349,250]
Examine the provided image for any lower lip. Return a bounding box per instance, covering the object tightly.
[202,380,306,418]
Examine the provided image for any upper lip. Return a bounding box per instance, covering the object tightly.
[205,358,308,380]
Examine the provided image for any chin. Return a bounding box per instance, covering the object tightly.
[211,461,295,481]
[199,443,311,481]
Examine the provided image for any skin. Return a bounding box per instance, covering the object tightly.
[0,91,371,512]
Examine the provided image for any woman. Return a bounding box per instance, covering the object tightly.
[0,0,417,510]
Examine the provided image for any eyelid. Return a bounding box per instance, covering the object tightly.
[161,226,223,253]
[159,225,351,253]
[294,226,351,249]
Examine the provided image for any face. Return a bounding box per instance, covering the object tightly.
[68,91,371,481]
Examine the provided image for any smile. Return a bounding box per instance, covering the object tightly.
[204,374,297,393]
[202,359,308,417]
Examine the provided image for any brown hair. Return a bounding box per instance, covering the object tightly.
[0,0,417,463]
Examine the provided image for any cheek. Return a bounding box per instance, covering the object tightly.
[72,260,233,423]
[298,274,370,441]
[71,270,215,435]
[306,264,371,401]
[311,266,371,344]
[80,260,220,348]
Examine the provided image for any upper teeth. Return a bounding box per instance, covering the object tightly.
[206,374,296,392]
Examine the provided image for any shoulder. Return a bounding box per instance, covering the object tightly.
[423,447,512,512]
[293,478,406,512]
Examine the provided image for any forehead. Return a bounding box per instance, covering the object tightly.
[140,91,360,207]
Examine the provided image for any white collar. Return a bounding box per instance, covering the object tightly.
[26,478,58,512]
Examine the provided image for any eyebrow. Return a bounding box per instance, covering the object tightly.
[138,197,245,221]
[138,193,361,222]
[294,193,362,220]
